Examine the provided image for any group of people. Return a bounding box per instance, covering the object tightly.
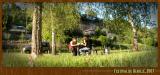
[69,36,92,56]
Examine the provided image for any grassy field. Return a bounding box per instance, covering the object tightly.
[2,49,157,67]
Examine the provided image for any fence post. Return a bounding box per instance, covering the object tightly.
[52,32,56,55]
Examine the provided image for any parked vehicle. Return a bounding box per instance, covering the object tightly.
[22,41,51,54]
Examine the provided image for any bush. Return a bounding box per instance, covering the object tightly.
[98,35,108,47]
[142,37,155,46]
[64,29,83,37]
[64,36,72,44]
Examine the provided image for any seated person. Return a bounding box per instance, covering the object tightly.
[69,37,78,56]
[79,36,92,55]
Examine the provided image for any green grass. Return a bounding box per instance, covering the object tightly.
[2,49,157,67]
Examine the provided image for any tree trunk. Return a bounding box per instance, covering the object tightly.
[31,3,42,55]
[128,14,138,51]
[29,3,42,67]
[52,32,56,55]
[132,27,138,51]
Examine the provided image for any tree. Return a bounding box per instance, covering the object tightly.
[98,35,108,48]
[31,3,42,55]
[126,3,153,51]
[2,3,32,32]
[103,3,154,51]
[42,3,80,48]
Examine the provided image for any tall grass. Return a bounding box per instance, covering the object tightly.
[2,50,157,67]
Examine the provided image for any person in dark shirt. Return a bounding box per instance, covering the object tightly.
[79,36,92,55]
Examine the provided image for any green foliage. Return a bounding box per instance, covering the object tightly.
[94,27,106,37]
[2,3,157,50]
[143,37,154,46]
[64,28,83,37]
[120,29,133,44]
[26,23,32,32]
[2,3,32,31]
[86,5,97,17]
[98,35,108,47]
[42,3,81,46]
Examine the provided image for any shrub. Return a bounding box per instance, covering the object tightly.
[98,35,108,47]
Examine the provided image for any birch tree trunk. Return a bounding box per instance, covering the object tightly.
[52,32,56,55]
[31,3,42,56]
[128,14,138,51]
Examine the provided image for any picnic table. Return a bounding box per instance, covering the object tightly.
[76,43,91,55]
